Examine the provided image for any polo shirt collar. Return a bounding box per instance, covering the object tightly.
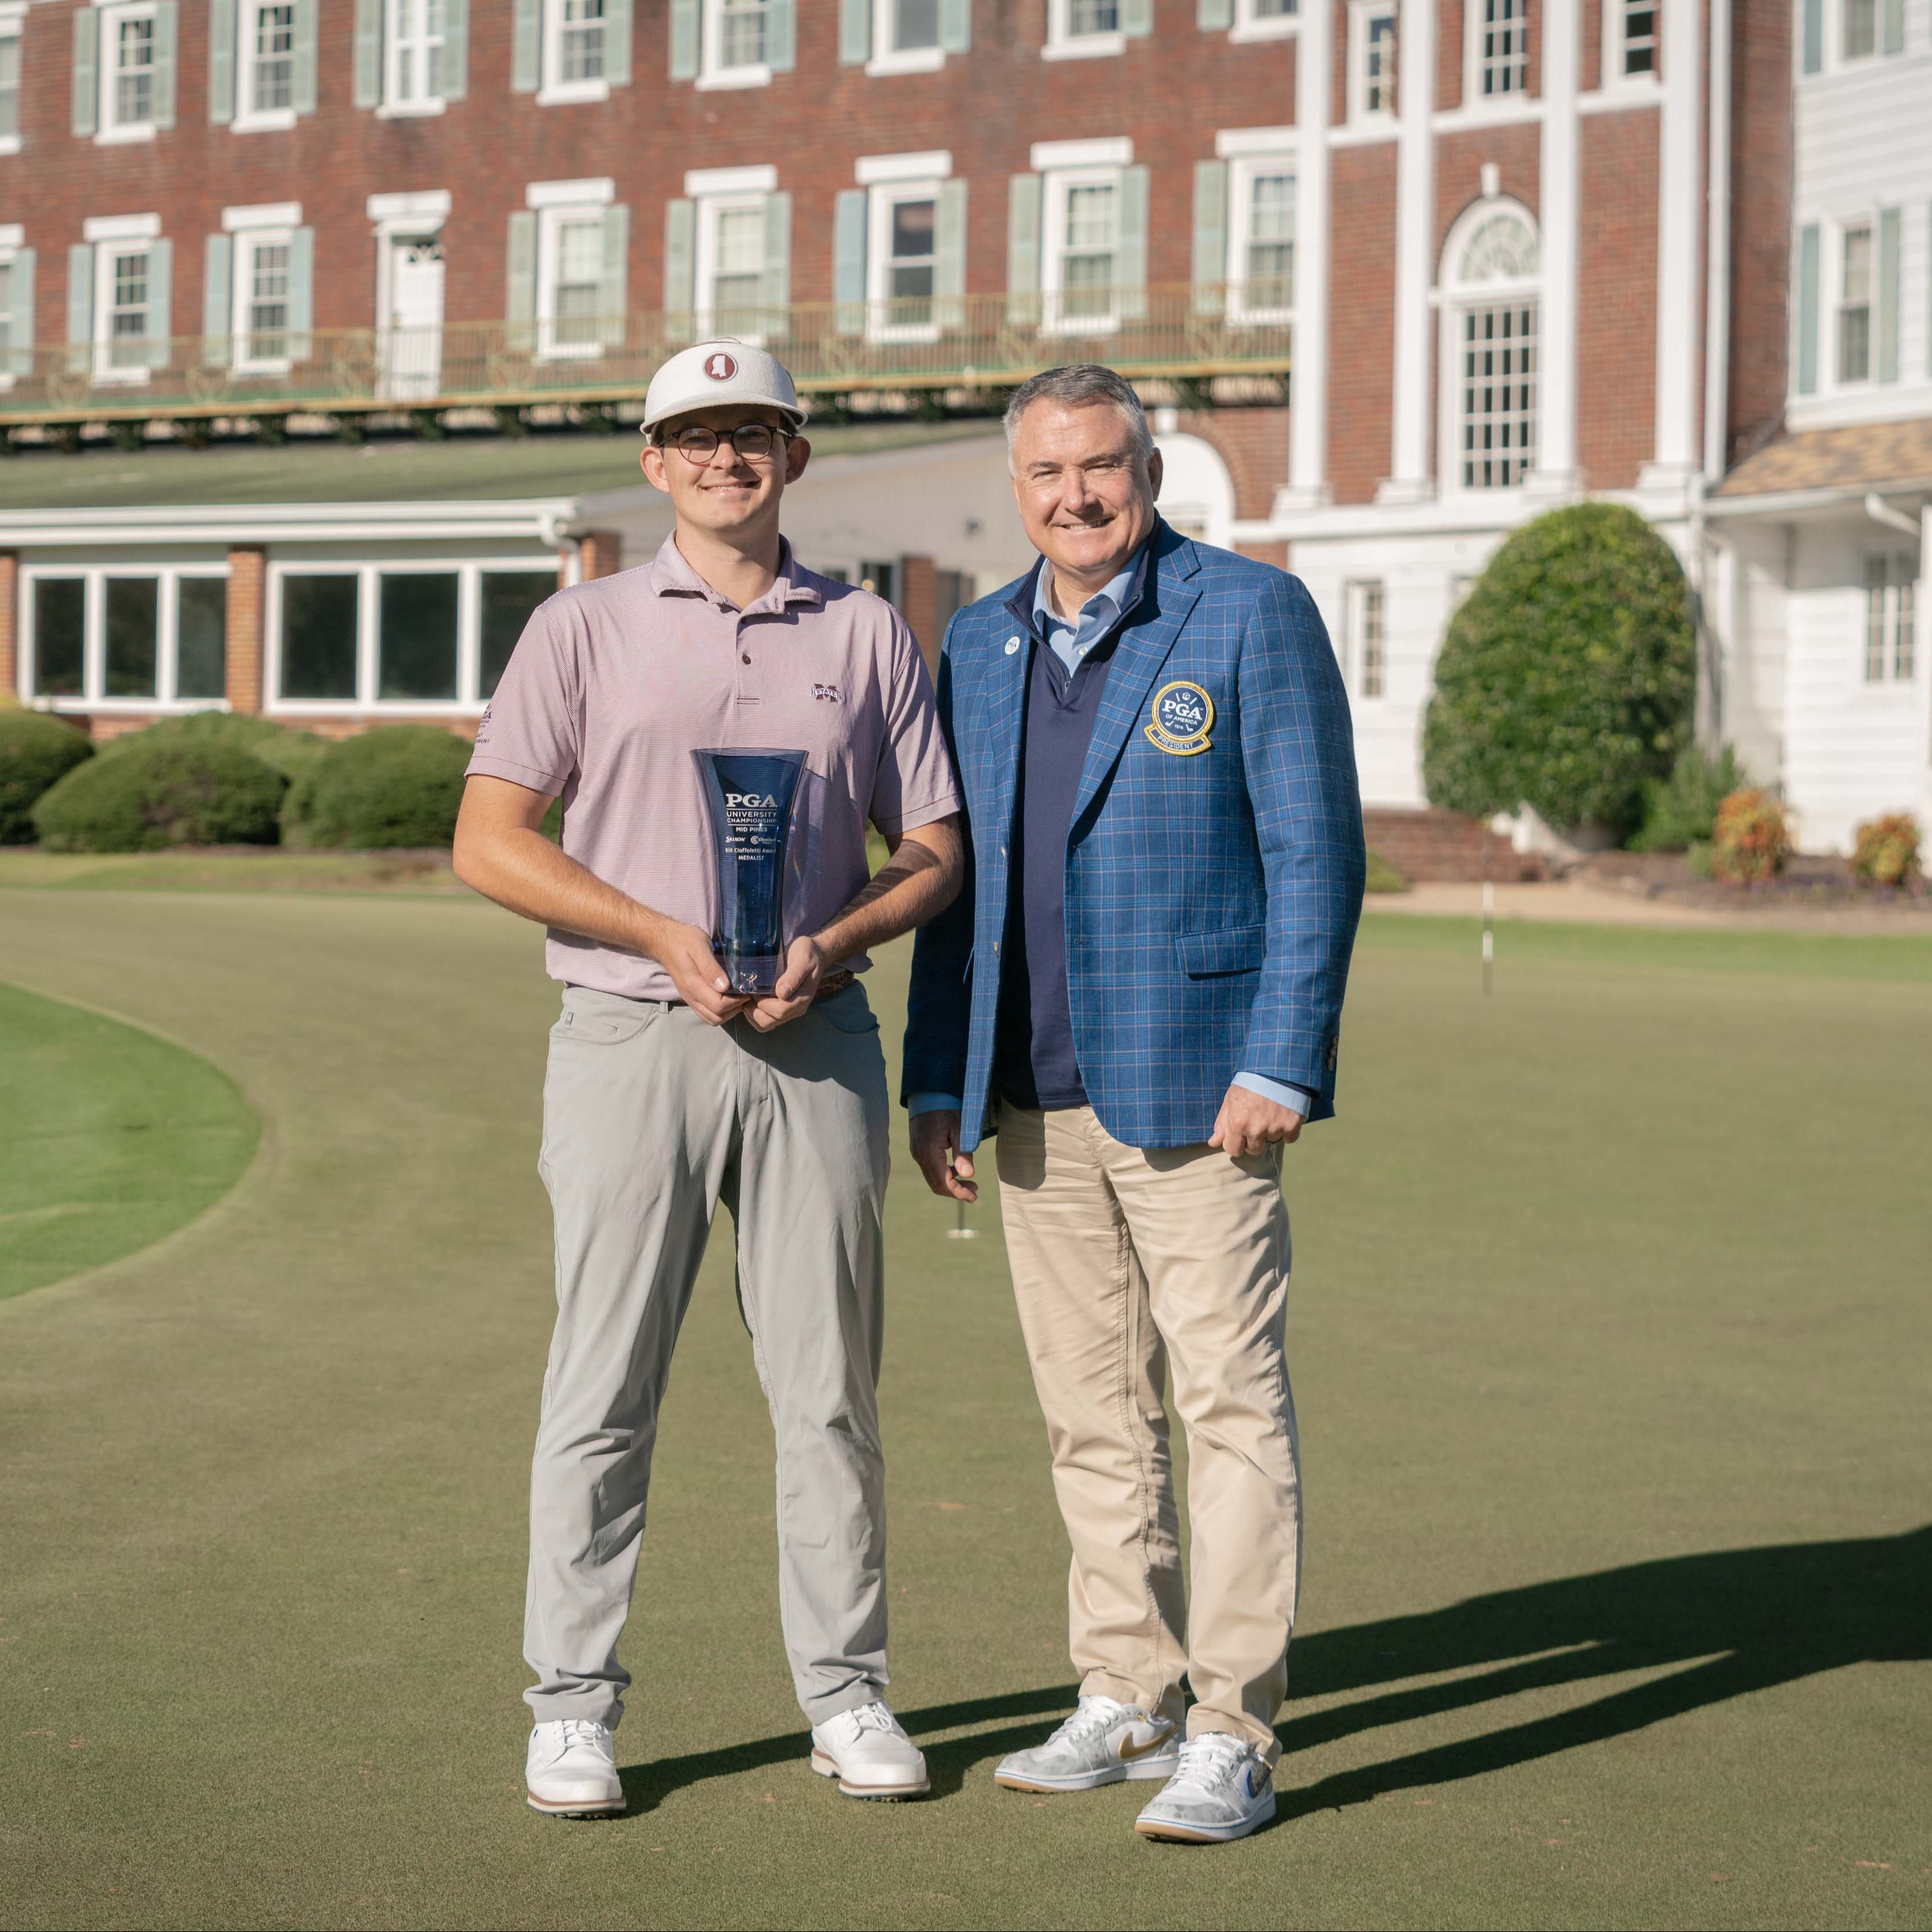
[646,531,822,614]
[1007,521,1164,641]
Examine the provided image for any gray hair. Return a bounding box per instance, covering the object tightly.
[1003,364,1155,469]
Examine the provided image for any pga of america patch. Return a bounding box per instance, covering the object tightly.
[1145,680,1215,757]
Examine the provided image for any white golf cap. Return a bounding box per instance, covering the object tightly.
[642,339,809,436]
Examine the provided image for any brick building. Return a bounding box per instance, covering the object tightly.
[5,0,1909,851]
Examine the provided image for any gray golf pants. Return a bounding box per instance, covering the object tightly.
[523,980,892,1731]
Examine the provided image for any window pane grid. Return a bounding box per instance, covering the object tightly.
[0,34,19,141]
[710,204,765,330]
[0,264,12,355]
[1839,225,1872,383]
[1621,0,1655,72]
[718,0,768,67]
[390,0,445,102]
[1460,302,1537,489]
[114,13,156,126]
[894,0,941,49]
[109,250,151,369]
[247,242,291,363]
[1070,0,1120,32]
[1479,0,1527,94]
[1864,557,1889,681]
[253,2,295,109]
[1843,0,1875,57]
[561,0,607,82]
[1244,171,1295,310]
[1356,583,1385,699]
[1363,11,1396,112]
[886,196,936,325]
[554,218,604,343]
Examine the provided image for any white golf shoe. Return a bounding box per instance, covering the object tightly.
[809,1700,930,1799]
[1134,1731,1276,1843]
[994,1696,1181,1792]
[525,1718,625,1818]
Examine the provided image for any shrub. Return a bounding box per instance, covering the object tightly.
[1630,743,1751,852]
[1850,813,1922,889]
[103,711,330,788]
[1364,848,1408,894]
[1422,502,1696,839]
[0,711,95,844]
[32,737,286,852]
[1709,788,1789,886]
[287,725,472,849]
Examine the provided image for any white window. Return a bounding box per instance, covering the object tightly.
[1863,556,1916,681]
[100,244,155,379]
[1346,581,1385,699]
[1837,222,1872,384]
[705,200,768,333]
[233,231,293,370]
[1348,1,1397,122]
[268,561,557,713]
[1044,173,1119,328]
[867,184,940,338]
[1046,0,1124,58]
[1228,160,1295,323]
[0,12,20,152]
[238,0,297,122]
[386,0,445,105]
[1842,0,1876,57]
[1440,202,1540,492]
[0,257,13,368]
[703,0,769,82]
[1614,0,1656,76]
[98,2,159,138]
[1230,0,1298,42]
[1472,0,1528,96]
[868,0,945,71]
[556,0,605,79]
[24,568,229,710]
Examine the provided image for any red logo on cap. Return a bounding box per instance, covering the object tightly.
[703,351,738,381]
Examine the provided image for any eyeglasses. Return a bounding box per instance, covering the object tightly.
[660,422,791,463]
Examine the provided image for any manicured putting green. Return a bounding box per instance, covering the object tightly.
[0,982,258,1301]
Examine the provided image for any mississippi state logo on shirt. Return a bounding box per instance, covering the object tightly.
[1145,680,1215,757]
[703,350,739,381]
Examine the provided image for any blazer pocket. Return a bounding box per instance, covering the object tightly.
[1175,925,1268,978]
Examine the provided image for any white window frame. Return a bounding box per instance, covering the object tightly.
[20,564,232,714]
[0,222,22,391]
[1040,163,1124,335]
[89,224,161,386]
[539,0,609,104]
[1604,0,1660,87]
[1437,198,1541,497]
[1346,0,1398,125]
[1345,579,1386,700]
[379,0,446,114]
[1862,554,1917,682]
[865,177,944,345]
[96,0,160,144]
[867,0,945,74]
[1044,0,1124,60]
[1834,217,1873,388]
[1225,152,1296,327]
[692,188,773,345]
[1229,0,1298,44]
[1466,0,1529,101]
[234,0,299,130]
[231,227,295,375]
[699,0,772,87]
[265,558,557,717]
[0,5,23,156]
[535,200,610,362]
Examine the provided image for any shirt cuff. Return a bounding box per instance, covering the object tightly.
[1233,1071,1317,1118]
[906,1092,963,1117]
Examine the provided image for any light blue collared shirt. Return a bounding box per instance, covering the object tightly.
[907,558,1318,1127]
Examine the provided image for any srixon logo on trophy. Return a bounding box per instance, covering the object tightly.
[692,748,808,995]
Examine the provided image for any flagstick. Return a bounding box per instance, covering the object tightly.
[1482,827,1495,998]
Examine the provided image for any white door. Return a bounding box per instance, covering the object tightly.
[384,238,445,401]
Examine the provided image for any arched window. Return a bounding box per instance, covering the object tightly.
[1438,200,1540,492]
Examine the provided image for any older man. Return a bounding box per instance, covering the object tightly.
[903,364,1364,1843]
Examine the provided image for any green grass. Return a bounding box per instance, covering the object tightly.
[0,893,1925,1931]
[0,848,471,894]
[0,981,258,1301]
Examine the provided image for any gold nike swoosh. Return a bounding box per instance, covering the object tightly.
[1117,1726,1177,1762]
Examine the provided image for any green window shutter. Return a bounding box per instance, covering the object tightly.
[441,0,469,97]
[600,203,630,347]
[605,0,633,83]
[67,244,94,374]
[1006,173,1041,325]
[293,0,318,111]
[1795,222,1820,395]
[512,0,541,90]
[762,191,792,339]
[840,0,871,65]
[72,6,98,138]
[1801,0,1821,72]
[935,177,967,330]
[1199,0,1233,25]
[834,188,869,335]
[1192,158,1228,316]
[768,0,797,69]
[354,0,382,105]
[154,2,179,128]
[203,233,233,365]
[1877,206,1901,383]
[1116,165,1149,322]
[210,0,236,123]
[1123,0,1153,34]
[670,0,699,77]
[287,228,313,359]
[8,249,33,377]
[1882,0,1903,52]
[144,239,173,368]
[507,210,537,349]
[663,198,695,324]
[940,0,972,52]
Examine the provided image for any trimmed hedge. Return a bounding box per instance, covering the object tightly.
[1364,848,1409,894]
[0,710,95,844]
[103,711,331,788]
[1422,502,1696,839]
[286,725,472,849]
[32,737,286,852]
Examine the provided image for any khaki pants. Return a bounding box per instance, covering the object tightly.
[995,1102,1301,1759]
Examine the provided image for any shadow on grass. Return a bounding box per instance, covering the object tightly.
[616,1526,1929,1817]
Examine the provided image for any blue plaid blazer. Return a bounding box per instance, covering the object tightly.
[902,523,1366,1153]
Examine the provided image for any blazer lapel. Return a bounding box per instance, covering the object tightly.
[980,596,1036,834]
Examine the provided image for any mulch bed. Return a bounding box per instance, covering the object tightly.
[1581,848,1929,914]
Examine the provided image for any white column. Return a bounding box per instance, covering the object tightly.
[1645,0,1705,487]
[1377,0,1438,503]
[1281,0,1332,509]
[1530,0,1581,494]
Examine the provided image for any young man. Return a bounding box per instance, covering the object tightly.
[903,365,1364,1843]
[454,342,963,1817]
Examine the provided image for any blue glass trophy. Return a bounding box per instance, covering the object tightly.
[693,747,808,995]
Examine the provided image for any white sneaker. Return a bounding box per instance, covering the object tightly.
[994,1696,1181,1792]
[809,1700,930,1800]
[1134,1732,1276,1843]
[525,1718,624,1817]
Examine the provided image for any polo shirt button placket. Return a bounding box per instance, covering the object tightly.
[735,614,761,706]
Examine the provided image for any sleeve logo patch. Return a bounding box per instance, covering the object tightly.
[1145,681,1215,757]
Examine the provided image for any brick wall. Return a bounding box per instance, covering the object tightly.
[1169,407,1292,521]
[225,547,265,716]
[1327,145,1400,506]
[1577,107,1663,490]
[1364,807,1547,881]
[0,552,16,697]
[1726,0,1792,465]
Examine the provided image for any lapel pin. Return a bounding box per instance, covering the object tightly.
[1004,636,1021,655]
